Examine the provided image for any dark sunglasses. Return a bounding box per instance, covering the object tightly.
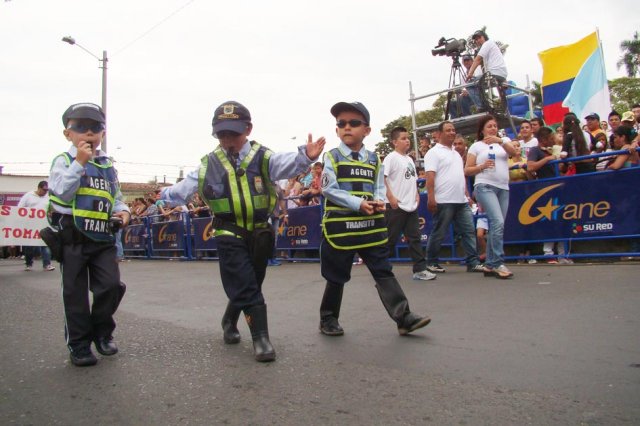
[336,119,367,128]
[67,121,105,133]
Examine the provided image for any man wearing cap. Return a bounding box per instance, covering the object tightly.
[48,102,130,367]
[18,181,55,272]
[318,101,431,338]
[161,101,325,362]
[620,111,640,143]
[466,30,508,84]
[584,112,605,143]
[621,111,635,129]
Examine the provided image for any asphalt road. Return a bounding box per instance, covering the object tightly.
[1,258,639,425]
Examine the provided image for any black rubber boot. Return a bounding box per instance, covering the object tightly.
[244,304,276,362]
[221,302,242,344]
[319,281,344,336]
[374,277,431,335]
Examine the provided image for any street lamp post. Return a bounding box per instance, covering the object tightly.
[61,36,109,153]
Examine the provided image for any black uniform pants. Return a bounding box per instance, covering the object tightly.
[320,239,394,285]
[385,207,427,273]
[61,241,121,350]
[216,235,268,309]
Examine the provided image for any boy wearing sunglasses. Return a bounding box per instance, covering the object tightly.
[318,101,431,337]
[48,103,130,367]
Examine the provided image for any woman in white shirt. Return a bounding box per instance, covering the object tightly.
[464,115,519,279]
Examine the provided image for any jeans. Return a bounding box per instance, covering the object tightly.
[448,94,473,118]
[466,76,482,109]
[270,216,280,259]
[473,184,509,268]
[425,203,480,266]
[115,229,124,259]
[24,246,52,267]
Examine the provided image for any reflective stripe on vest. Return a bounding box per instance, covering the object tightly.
[322,148,388,250]
[48,153,73,210]
[198,141,275,237]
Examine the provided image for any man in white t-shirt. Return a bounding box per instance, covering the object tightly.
[467,30,507,82]
[519,120,538,158]
[18,180,55,272]
[423,122,486,274]
[383,127,435,281]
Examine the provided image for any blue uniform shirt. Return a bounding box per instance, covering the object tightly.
[162,142,315,206]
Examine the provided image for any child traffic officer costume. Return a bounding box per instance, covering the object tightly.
[48,103,130,367]
[319,102,431,336]
[161,101,325,362]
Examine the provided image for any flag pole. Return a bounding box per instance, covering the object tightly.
[596,27,608,79]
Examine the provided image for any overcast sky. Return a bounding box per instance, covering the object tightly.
[1,0,637,183]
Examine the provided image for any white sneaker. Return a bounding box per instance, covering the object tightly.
[493,264,514,279]
[413,270,437,281]
[527,259,538,264]
[24,266,33,272]
[44,264,56,271]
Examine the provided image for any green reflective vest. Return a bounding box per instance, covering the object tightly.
[322,148,388,250]
[198,141,276,237]
[49,153,118,242]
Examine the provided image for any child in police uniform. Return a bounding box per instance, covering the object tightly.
[48,103,130,367]
[161,100,325,362]
[318,101,431,337]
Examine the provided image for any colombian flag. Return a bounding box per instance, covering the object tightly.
[538,32,610,125]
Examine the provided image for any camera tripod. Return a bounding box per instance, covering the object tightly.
[444,54,469,120]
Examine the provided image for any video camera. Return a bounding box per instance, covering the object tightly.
[431,37,467,57]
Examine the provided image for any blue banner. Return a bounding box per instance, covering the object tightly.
[123,223,147,250]
[192,217,217,251]
[276,205,322,249]
[274,198,449,250]
[505,167,640,242]
[151,220,185,250]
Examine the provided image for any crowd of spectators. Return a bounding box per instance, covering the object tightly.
[128,189,211,225]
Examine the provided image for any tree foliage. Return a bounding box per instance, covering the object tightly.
[608,77,640,112]
[373,96,447,157]
[617,31,640,78]
[530,81,542,110]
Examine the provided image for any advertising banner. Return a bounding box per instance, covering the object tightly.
[505,168,640,242]
[0,193,27,207]
[0,205,47,246]
[122,223,147,251]
[151,220,185,250]
[276,205,322,249]
[192,217,217,251]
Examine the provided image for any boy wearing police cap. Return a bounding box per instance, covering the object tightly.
[318,101,431,337]
[48,103,130,367]
[161,100,325,362]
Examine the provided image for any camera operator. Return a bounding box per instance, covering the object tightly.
[466,30,507,84]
